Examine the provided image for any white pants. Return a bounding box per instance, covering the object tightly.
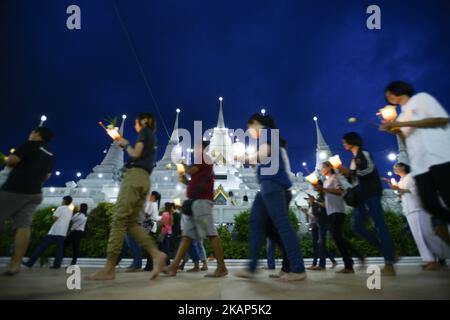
[406,210,450,262]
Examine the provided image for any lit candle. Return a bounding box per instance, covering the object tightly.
[174,198,181,207]
[232,142,246,157]
[378,105,398,122]
[99,122,121,141]
[390,178,398,186]
[176,163,185,174]
[328,155,342,169]
[305,173,319,186]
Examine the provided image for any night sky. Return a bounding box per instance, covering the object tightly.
[1,0,450,187]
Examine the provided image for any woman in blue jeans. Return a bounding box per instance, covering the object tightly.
[235,114,306,281]
[338,132,396,275]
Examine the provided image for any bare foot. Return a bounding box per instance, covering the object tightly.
[149,252,167,280]
[162,265,178,277]
[2,267,20,276]
[84,269,115,281]
[204,268,228,278]
[186,267,201,273]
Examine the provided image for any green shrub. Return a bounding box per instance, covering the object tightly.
[0,203,419,260]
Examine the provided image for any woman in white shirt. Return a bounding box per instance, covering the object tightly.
[317,161,363,274]
[387,163,449,270]
[24,196,74,269]
[143,191,161,271]
[64,203,88,266]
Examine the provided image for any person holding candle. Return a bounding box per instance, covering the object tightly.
[380,81,450,245]
[317,161,362,273]
[387,163,450,270]
[235,114,306,281]
[338,132,396,275]
[85,113,166,281]
[163,141,228,278]
[143,191,161,271]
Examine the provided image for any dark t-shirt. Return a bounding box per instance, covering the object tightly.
[187,160,214,201]
[2,141,54,194]
[351,149,383,199]
[125,127,157,174]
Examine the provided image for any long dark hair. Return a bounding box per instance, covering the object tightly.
[247,113,287,148]
[151,191,161,209]
[137,112,157,131]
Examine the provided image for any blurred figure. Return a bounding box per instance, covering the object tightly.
[24,196,73,269]
[85,113,165,281]
[64,203,88,266]
[387,163,450,270]
[160,202,174,266]
[381,81,450,244]
[235,114,306,281]
[143,191,161,271]
[339,132,396,275]
[163,141,228,278]
[0,127,54,276]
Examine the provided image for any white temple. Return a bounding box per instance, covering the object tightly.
[39,100,401,230]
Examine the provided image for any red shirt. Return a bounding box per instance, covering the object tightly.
[187,162,214,201]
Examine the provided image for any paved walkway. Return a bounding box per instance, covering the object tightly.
[0,264,449,300]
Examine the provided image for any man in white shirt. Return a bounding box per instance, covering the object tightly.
[24,196,74,269]
[381,81,450,244]
[143,191,161,271]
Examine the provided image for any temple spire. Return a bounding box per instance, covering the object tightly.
[119,114,126,136]
[170,108,180,142]
[314,116,332,171]
[217,97,225,128]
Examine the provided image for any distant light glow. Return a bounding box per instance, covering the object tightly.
[176,108,181,113]
[55,171,61,176]
[302,162,307,167]
[319,151,328,160]
[164,176,168,181]
[388,153,397,162]
[313,116,318,121]
[261,108,266,115]
[246,146,256,154]
[40,115,47,122]
[98,174,103,178]
[387,171,393,177]
[122,114,127,119]
[82,188,87,192]
[219,97,223,102]
[176,185,182,191]
[76,172,82,178]
[50,187,55,193]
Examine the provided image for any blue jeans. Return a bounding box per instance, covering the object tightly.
[352,196,395,264]
[249,181,305,273]
[26,235,65,268]
[125,234,142,268]
[266,238,276,269]
[189,240,206,263]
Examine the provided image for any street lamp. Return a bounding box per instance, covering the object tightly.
[39,115,47,127]
[388,153,397,162]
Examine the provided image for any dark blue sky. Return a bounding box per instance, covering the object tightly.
[1,0,450,186]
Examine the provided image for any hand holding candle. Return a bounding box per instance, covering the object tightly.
[176,163,185,174]
[378,105,398,122]
[305,172,319,186]
[99,121,122,141]
[328,155,342,170]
